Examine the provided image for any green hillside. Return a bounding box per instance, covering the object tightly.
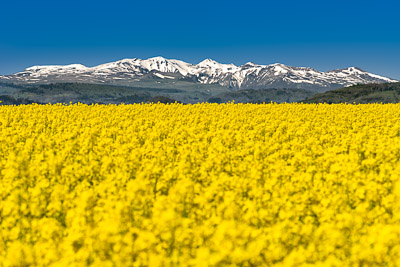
[303,83,400,104]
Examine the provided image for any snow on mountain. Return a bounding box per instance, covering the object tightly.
[140,57,195,75]
[1,56,397,91]
[197,59,238,72]
[25,64,89,74]
[88,57,197,77]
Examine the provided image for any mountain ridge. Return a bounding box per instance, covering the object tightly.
[1,56,397,92]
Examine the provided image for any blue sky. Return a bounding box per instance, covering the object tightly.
[1,0,399,79]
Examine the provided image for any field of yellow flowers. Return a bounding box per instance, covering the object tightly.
[1,103,400,266]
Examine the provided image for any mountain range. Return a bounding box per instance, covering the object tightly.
[0,56,397,92]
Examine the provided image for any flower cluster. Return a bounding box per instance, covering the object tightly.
[1,103,400,266]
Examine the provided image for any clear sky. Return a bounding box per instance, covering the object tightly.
[1,0,399,79]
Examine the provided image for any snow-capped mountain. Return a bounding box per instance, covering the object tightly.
[1,56,397,91]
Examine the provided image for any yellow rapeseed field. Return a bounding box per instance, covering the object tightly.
[1,103,400,266]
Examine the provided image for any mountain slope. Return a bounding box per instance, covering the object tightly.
[0,57,396,92]
[303,82,400,103]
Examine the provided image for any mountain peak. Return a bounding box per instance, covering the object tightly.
[116,58,139,63]
[270,63,286,66]
[147,56,167,61]
[327,66,366,74]
[197,59,237,72]
[198,58,221,66]
[346,67,365,73]
[241,62,259,67]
